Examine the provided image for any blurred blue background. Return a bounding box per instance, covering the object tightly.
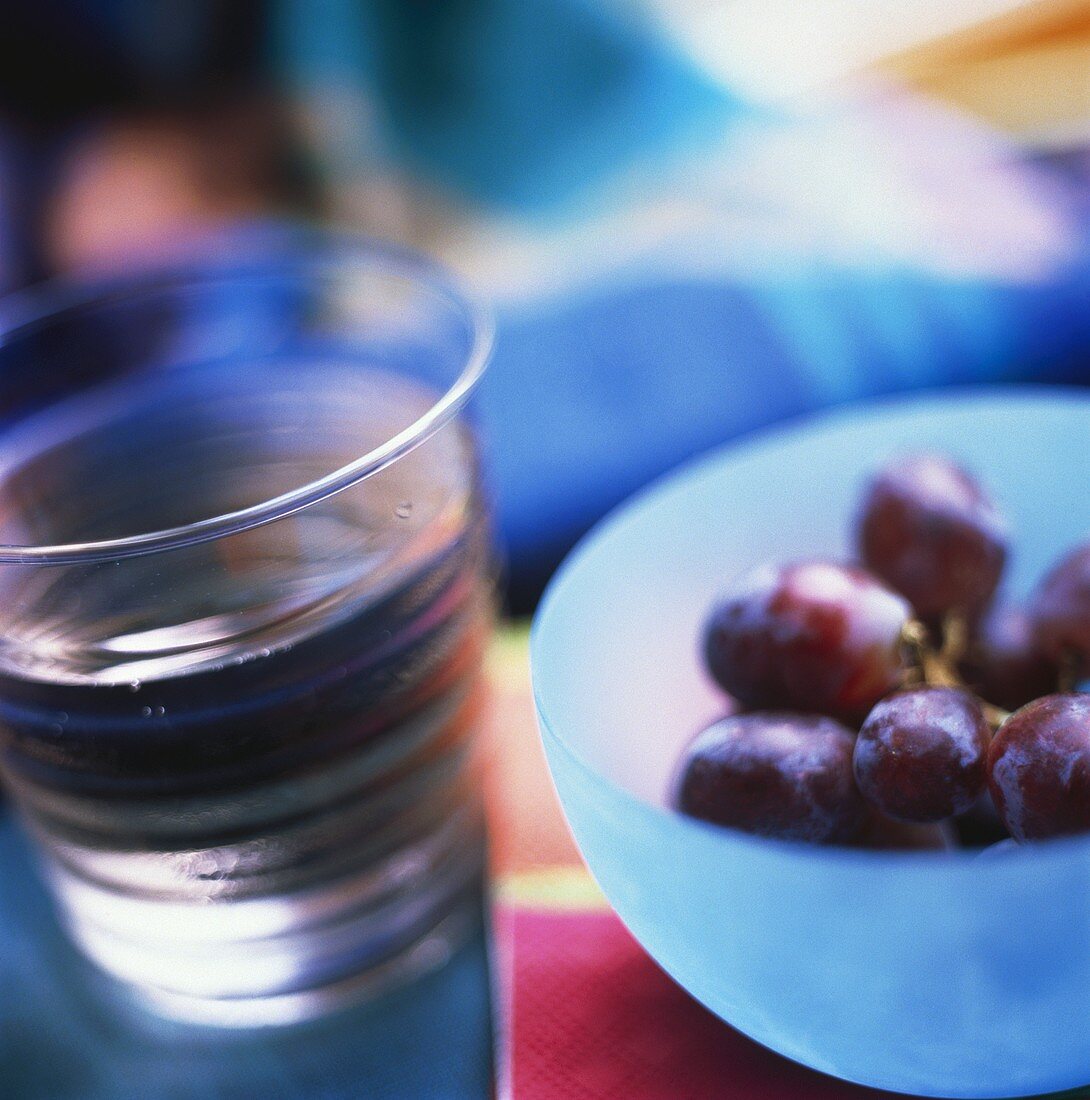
[2,1,1090,610]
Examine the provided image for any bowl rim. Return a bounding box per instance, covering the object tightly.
[531,383,1090,868]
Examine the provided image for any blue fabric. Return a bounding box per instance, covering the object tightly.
[0,810,493,1099]
[484,225,1090,606]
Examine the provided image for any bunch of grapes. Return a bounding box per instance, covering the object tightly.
[675,454,1090,849]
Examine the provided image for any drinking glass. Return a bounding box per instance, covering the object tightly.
[0,230,494,1026]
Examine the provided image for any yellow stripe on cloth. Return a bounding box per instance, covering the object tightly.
[495,866,611,912]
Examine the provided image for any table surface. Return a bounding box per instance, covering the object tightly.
[0,810,495,1100]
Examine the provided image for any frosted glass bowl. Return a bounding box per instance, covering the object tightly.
[532,389,1090,1098]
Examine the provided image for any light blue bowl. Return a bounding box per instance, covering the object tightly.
[531,389,1090,1099]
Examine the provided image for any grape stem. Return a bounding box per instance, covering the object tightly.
[900,619,960,689]
[980,700,1011,730]
[939,613,969,666]
[899,617,1010,730]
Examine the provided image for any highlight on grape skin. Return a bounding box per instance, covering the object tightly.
[702,560,911,724]
[853,687,990,824]
[674,713,865,844]
[856,453,1007,625]
[988,694,1090,842]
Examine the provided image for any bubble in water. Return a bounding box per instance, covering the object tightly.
[140,706,153,718]
[128,680,141,692]
[259,648,271,659]
[155,706,167,717]
[395,501,413,520]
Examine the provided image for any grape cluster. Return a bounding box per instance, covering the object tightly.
[674,453,1090,849]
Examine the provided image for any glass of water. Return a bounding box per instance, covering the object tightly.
[0,230,494,1026]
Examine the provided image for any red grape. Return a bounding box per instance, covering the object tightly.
[854,687,990,822]
[1031,544,1090,672]
[674,712,865,844]
[856,454,1007,623]
[703,561,910,722]
[960,605,1060,712]
[988,693,1090,841]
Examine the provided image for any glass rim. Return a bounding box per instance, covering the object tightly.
[0,232,494,566]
